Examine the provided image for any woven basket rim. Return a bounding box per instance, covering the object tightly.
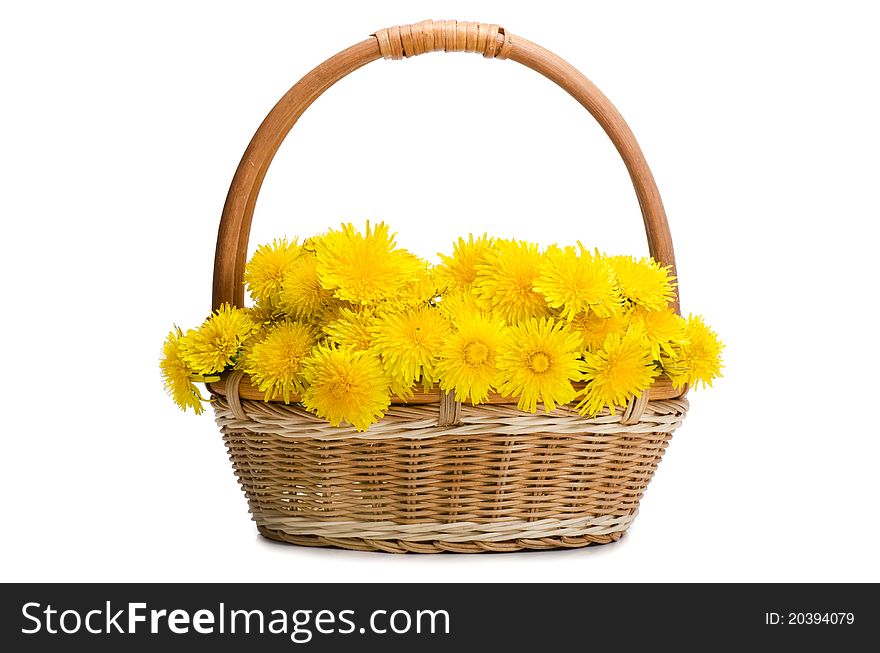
[212,393,689,441]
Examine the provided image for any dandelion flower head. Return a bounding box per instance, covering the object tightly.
[630,306,687,360]
[371,306,451,390]
[577,325,658,417]
[436,309,507,404]
[534,244,622,320]
[323,307,377,352]
[437,233,494,291]
[243,320,316,403]
[278,252,333,320]
[496,316,584,413]
[608,255,676,311]
[315,222,423,305]
[567,310,629,353]
[160,327,205,414]
[244,238,301,306]
[179,303,253,375]
[302,345,391,432]
[474,239,551,324]
[663,314,724,389]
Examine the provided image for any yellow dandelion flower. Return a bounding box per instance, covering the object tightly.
[630,306,688,360]
[371,306,451,389]
[160,327,206,414]
[302,345,391,432]
[662,314,724,389]
[179,303,254,375]
[246,302,283,328]
[388,376,417,401]
[278,252,334,319]
[436,311,508,404]
[315,221,423,305]
[411,261,444,304]
[437,233,494,290]
[323,307,377,352]
[436,288,481,319]
[313,298,354,326]
[496,317,584,413]
[608,254,676,310]
[238,303,289,370]
[244,238,301,306]
[234,324,268,371]
[567,310,629,353]
[301,233,324,253]
[577,326,659,417]
[384,257,442,310]
[474,239,551,324]
[243,321,316,402]
[534,245,622,320]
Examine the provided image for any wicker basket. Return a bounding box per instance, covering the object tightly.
[207,20,689,553]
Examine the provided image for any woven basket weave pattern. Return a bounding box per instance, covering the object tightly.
[214,396,687,552]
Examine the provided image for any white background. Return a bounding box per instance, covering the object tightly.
[2,1,878,582]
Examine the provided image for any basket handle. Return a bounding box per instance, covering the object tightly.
[213,20,679,311]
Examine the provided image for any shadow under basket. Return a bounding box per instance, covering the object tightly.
[206,20,693,552]
[211,373,688,553]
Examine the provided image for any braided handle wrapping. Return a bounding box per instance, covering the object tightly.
[373,20,511,59]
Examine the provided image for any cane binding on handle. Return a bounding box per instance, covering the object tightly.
[212,19,679,313]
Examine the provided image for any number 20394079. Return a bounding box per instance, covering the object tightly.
[765,613,855,625]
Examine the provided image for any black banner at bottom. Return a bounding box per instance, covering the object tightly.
[1,583,874,650]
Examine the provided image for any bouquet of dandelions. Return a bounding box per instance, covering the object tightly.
[161,221,722,431]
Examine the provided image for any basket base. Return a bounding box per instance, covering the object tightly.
[257,525,624,553]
